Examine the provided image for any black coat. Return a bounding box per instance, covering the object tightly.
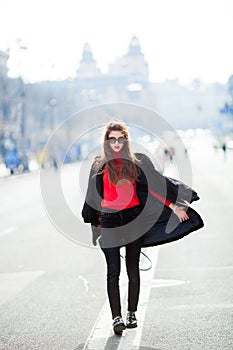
[82,153,204,247]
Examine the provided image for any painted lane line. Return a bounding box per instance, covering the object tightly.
[83,281,128,350]
[169,303,233,310]
[117,247,159,350]
[82,247,160,350]
[151,279,189,288]
[79,275,89,292]
[0,226,17,237]
[83,299,116,350]
[155,266,233,271]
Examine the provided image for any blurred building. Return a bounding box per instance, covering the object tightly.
[0,37,231,168]
[108,36,149,87]
[0,50,26,168]
[75,37,150,107]
[217,75,233,144]
[77,43,101,79]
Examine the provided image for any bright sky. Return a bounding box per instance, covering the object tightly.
[0,0,232,84]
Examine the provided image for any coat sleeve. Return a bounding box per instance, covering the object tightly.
[136,153,199,206]
[81,160,102,226]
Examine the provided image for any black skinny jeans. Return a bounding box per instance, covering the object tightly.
[101,206,142,319]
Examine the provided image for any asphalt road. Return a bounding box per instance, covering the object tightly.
[0,133,232,350]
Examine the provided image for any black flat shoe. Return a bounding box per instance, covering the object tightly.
[126,312,137,328]
[113,317,126,335]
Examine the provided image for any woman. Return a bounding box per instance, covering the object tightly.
[82,120,203,335]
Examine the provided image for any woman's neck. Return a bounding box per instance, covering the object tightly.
[114,150,122,159]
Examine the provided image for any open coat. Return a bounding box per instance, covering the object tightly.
[81,153,204,247]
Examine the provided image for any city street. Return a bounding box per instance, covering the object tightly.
[0,133,233,350]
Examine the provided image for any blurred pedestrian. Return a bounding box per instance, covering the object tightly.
[52,157,58,170]
[222,143,226,158]
[168,146,175,161]
[82,120,203,335]
[154,145,167,173]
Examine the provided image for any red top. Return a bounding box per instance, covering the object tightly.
[101,156,140,210]
[101,154,171,210]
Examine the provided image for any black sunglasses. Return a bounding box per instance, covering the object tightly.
[108,137,127,144]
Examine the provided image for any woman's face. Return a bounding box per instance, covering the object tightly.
[108,130,126,153]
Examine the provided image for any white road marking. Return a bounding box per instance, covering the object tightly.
[83,298,118,350]
[0,270,45,305]
[155,266,233,271]
[83,275,129,350]
[117,247,159,350]
[79,275,89,292]
[0,226,17,238]
[83,247,160,350]
[168,303,233,310]
[151,278,189,288]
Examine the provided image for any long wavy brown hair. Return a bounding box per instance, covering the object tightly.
[94,120,138,185]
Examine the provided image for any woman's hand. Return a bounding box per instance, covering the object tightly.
[173,206,189,222]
